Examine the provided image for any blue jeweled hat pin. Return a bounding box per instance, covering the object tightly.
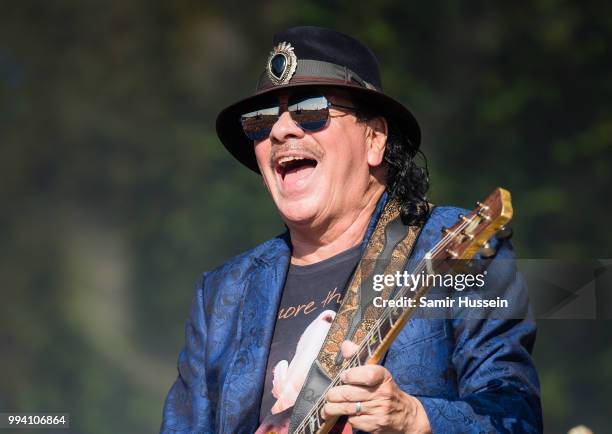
[266,41,297,86]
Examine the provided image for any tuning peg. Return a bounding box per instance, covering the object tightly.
[478,242,497,258]
[496,226,513,240]
[476,201,490,210]
[445,248,458,258]
[476,210,491,221]
[460,229,475,240]
[441,227,452,236]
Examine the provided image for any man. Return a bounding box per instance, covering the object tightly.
[161,26,542,433]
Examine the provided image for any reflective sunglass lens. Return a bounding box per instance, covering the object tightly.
[287,94,330,132]
[241,106,279,140]
[287,94,328,111]
[240,94,333,140]
[244,127,272,141]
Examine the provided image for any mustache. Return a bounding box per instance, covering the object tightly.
[270,142,324,166]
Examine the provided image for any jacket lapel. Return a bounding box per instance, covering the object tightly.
[220,235,291,433]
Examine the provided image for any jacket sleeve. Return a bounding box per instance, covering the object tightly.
[416,243,543,433]
[160,273,215,434]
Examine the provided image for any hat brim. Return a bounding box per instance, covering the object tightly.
[215,83,421,174]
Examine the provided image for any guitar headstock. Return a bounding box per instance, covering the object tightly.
[433,187,513,262]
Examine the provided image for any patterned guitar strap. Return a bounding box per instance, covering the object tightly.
[288,199,424,433]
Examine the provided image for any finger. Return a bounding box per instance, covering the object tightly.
[341,340,359,359]
[326,384,377,403]
[340,364,391,387]
[321,400,368,419]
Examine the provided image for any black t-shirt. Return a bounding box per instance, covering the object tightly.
[256,245,362,431]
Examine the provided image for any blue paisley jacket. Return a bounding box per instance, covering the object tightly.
[161,196,543,433]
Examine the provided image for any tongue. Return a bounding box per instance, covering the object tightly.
[282,164,315,190]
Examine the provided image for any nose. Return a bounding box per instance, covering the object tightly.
[270,110,305,143]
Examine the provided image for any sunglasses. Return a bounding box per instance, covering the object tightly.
[240,92,356,141]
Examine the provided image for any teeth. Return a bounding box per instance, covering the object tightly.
[278,156,307,167]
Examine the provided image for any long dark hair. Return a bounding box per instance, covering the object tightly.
[355,102,431,226]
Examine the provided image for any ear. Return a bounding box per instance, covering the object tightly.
[365,116,388,167]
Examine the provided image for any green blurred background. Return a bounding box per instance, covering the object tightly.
[1,1,610,433]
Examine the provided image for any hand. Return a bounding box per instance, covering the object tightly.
[321,341,431,434]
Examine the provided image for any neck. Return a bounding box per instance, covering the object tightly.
[288,186,385,266]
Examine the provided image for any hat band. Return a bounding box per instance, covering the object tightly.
[256,59,379,92]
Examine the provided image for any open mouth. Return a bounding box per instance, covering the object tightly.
[275,156,318,180]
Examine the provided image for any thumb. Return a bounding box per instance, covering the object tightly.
[340,340,360,359]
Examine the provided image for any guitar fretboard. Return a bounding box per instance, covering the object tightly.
[292,220,467,434]
[292,188,511,434]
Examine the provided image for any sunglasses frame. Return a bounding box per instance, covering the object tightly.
[240,92,357,141]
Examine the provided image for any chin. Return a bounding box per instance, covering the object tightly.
[274,194,324,226]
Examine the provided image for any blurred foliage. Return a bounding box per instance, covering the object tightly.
[0,1,610,433]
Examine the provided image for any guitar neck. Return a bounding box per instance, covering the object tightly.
[292,188,513,434]
[293,249,453,434]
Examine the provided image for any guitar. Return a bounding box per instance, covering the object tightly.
[291,187,514,434]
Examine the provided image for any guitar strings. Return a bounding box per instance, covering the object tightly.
[293,216,473,432]
[293,216,476,434]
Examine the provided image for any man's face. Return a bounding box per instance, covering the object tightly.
[253,89,387,228]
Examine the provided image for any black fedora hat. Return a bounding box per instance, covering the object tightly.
[215,26,421,173]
